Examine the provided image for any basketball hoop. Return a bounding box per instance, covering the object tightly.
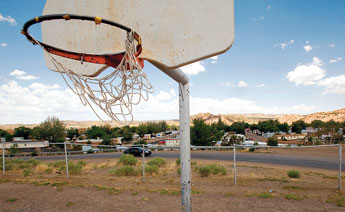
[22,14,153,124]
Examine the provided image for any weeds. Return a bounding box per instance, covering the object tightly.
[287,170,300,178]
[326,194,345,207]
[145,165,159,175]
[284,194,303,201]
[147,157,166,167]
[6,198,17,203]
[284,185,305,191]
[197,164,227,177]
[118,154,138,166]
[109,166,139,176]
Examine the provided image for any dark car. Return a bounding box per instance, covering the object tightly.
[123,147,152,157]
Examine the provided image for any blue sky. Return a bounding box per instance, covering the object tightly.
[0,0,344,124]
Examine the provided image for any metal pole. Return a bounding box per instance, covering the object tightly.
[64,142,69,178]
[233,143,236,185]
[2,141,5,176]
[338,144,342,190]
[179,82,191,212]
[142,143,145,182]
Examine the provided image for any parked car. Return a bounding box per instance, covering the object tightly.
[123,147,151,157]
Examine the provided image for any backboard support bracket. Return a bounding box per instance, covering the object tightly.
[150,61,191,212]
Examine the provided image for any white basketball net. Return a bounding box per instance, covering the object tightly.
[34,32,153,124]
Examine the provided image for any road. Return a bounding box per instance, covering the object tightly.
[14,151,345,171]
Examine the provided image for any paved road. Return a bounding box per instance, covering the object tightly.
[14,151,345,171]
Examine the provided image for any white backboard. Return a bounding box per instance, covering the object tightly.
[42,0,234,76]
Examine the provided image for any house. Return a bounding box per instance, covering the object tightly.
[274,134,305,141]
[301,127,318,134]
[143,134,151,140]
[0,140,49,149]
[165,138,180,146]
[155,132,164,138]
[263,132,276,138]
[75,139,102,147]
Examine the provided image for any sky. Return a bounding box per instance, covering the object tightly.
[0,0,345,124]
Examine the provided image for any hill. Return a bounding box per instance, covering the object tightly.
[0,108,344,130]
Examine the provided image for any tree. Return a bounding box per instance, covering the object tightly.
[136,124,148,137]
[66,128,79,140]
[267,137,278,146]
[230,122,249,134]
[32,116,66,143]
[291,120,306,134]
[278,122,290,133]
[86,125,106,139]
[310,120,324,129]
[13,126,32,139]
[101,135,113,145]
[5,133,13,141]
[191,118,212,146]
[258,120,279,133]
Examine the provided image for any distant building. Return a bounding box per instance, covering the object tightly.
[143,134,151,140]
[263,132,276,138]
[0,141,49,149]
[274,134,305,141]
[165,138,180,146]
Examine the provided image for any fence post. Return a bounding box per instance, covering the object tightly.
[233,143,236,185]
[2,141,5,176]
[338,144,342,190]
[142,143,145,182]
[64,142,69,178]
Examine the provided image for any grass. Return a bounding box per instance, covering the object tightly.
[246,192,273,198]
[6,198,17,203]
[284,194,303,201]
[66,202,74,206]
[225,192,234,196]
[32,181,50,186]
[284,185,305,191]
[145,165,159,175]
[326,194,345,207]
[197,164,227,177]
[118,154,137,166]
[147,157,166,167]
[92,185,121,195]
[132,191,139,195]
[287,170,300,178]
[258,178,289,183]
[109,166,140,176]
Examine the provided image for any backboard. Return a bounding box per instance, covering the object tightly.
[42,0,234,76]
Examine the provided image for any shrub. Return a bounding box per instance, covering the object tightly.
[177,167,181,176]
[68,162,83,175]
[207,164,227,175]
[145,165,159,175]
[23,168,31,177]
[118,154,138,166]
[109,166,139,176]
[45,168,53,174]
[77,161,87,167]
[176,158,180,166]
[249,147,255,152]
[198,166,211,177]
[147,157,166,168]
[31,151,38,156]
[287,170,300,178]
[267,137,278,146]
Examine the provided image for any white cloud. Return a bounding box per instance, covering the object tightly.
[257,83,266,88]
[222,81,248,88]
[0,80,323,124]
[0,13,17,25]
[317,75,345,95]
[9,69,39,80]
[0,43,7,47]
[329,57,342,63]
[312,57,323,66]
[305,41,310,44]
[180,61,206,76]
[252,16,265,22]
[291,104,316,113]
[267,5,271,10]
[329,44,336,47]
[210,56,218,64]
[303,45,312,52]
[274,40,294,49]
[286,58,325,85]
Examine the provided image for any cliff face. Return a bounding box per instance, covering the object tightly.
[1,108,344,130]
[277,108,345,125]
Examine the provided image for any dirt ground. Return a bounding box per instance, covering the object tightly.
[1,155,345,212]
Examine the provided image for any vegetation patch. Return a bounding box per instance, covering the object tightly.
[66,202,74,206]
[225,192,234,196]
[326,194,345,207]
[118,154,138,166]
[109,166,139,176]
[284,194,303,201]
[259,178,289,183]
[147,157,166,167]
[145,165,159,175]
[197,164,227,177]
[284,185,305,191]
[6,198,17,203]
[258,192,273,198]
[32,181,50,186]
[287,170,300,178]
